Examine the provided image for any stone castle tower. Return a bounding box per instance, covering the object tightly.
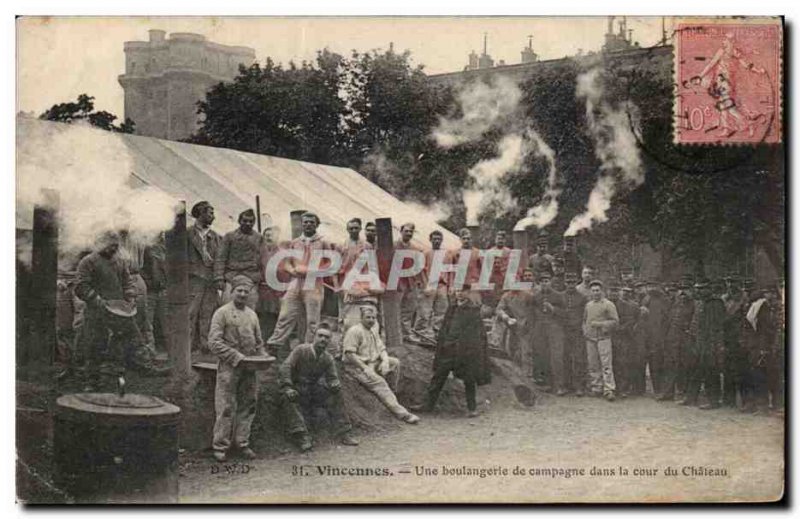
[118,30,255,140]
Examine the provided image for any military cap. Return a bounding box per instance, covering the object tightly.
[622,286,634,293]
[301,211,321,224]
[552,256,565,266]
[589,279,604,288]
[694,278,711,289]
[238,208,256,220]
[190,200,212,218]
[634,280,647,288]
[231,275,255,290]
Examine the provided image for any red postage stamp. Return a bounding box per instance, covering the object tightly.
[674,18,782,145]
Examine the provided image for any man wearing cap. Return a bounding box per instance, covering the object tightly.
[532,271,567,394]
[279,322,359,451]
[414,284,491,417]
[188,201,222,355]
[656,283,695,402]
[343,306,420,424]
[620,267,635,291]
[446,228,483,303]
[562,236,581,277]
[551,256,567,291]
[267,212,338,349]
[485,230,513,308]
[208,275,270,462]
[528,232,555,278]
[680,279,725,409]
[214,209,264,310]
[720,276,748,407]
[74,231,165,388]
[612,284,641,397]
[583,279,619,401]
[641,279,670,397]
[561,271,588,395]
[416,230,450,343]
[627,280,650,395]
[575,265,595,298]
[394,222,426,343]
[142,231,168,352]
[495,268,536,374]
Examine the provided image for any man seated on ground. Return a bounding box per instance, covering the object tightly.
[278,323,359,452]
[412,285,491,418]
[343,306,420,424]
[208,275,272,462]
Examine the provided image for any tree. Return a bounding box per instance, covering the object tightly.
[39,94,135,133]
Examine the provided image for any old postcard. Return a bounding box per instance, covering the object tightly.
[15,15,785,504]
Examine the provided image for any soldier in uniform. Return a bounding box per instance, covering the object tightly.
[613,285,641,398]
[551,256,566,292]
[656,282,695,402]
[628,280,650,396]
[680,279,725,409]
[561,271,588,396]
[642,279,670,397]
[531,271,567,394]
[720,276,748,408]
[495,268,536,375]
[528,232,555,277]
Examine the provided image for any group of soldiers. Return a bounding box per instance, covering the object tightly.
[65,200,785,462]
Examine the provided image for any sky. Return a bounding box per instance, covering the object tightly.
[17,16,667,118]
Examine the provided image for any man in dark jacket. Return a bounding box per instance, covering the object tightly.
[532,271,567,394]
[720,277,748,408]
[278,323,359,451]
[414,285,491,417]
[561,271,588,396]
[142,232,168,352]
[680,279,726,409]
[612,286,640,397]
[214,209,264,309]
[188,201,222,354]
[656,283,694,401]
[641,280,670,396]
[74,231,166,388]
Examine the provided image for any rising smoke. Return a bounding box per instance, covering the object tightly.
[564,68,643,237]
[17,119,180,264]
[433,76,522,148]
[433,77,559,227]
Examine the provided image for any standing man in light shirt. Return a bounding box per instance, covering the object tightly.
[395,222,426,343]
[416,230,449,343]
[583,279,620,401]
[343,307,420,424]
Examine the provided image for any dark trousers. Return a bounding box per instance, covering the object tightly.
[658,337,684,398]
[425,362,477,411]
[82,308,146,379]
[646,333,665,395]
[564,327,586,391]
[282,383,352,437]
[628,326,647,395]
[683,350,721,404]
[612,332,630,394]
[535,320,565,391]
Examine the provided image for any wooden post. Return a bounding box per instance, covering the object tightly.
[289,209,307,340]
[376,218,402,351]
[165,201,191,376]
[30,189,59,368]
[255,195,262,234]
[290,209,307,239]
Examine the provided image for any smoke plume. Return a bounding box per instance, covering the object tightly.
[17,119,180,258]
[464,133,526,225]
[565,68,643,237]
[432,76,522,148]
[513,128,560,231]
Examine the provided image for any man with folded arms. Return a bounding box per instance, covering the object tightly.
[343,306,420,424]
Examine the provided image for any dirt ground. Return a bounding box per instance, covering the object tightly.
[179,387,785,504]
